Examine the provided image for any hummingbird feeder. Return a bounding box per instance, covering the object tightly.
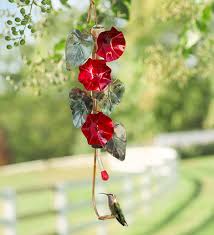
[65,0,127,225]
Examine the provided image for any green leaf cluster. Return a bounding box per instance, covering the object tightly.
[111,0,131,20]
[4,0,52,49]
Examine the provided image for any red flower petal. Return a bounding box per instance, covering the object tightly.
[81,112,114,146]
[78,58,112,91]
[96,27,126,62]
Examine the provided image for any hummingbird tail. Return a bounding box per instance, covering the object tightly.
[115,216,128,226]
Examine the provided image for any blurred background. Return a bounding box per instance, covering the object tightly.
[0,0,214,235]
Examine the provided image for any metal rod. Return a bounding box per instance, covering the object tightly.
[92,148,100,218]
[89,11,114,220]
[87,0,97,25]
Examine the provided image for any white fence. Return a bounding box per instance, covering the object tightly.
[153,129,214,147]
[0,147,179,235]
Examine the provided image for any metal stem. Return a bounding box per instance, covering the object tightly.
[91,34,100,217]
[92,148,100,218]
[90,15,114,220]
[87,0,97,25]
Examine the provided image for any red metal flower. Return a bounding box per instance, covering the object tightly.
[96,27,126,62]
[81,112,114,147]
[78,58,112,91]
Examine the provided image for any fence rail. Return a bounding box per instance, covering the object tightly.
[0,147,178,235]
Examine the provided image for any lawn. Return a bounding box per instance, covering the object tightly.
[0,156,213,235]
[126,156,214,235]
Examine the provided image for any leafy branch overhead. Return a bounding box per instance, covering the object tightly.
[4,0,131,50]
[176,2,214,56]
[111,0,131,20]
[69,88,93,128]
[5,0,52,49]
[96,79,125,115]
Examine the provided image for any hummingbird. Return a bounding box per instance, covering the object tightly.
[101,193,128,226]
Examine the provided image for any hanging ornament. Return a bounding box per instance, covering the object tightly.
[96,27,126,62]
[78,58,112,91]
[65,0,127,226]
[97,155,110,181]
[81,112,114,147]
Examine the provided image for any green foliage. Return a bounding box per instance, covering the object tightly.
[6,44,12,49]
[1,0,214,162]
[4,0,130,51]
[4,0,52,49]
[152,76,212,132]
[111,0,131,20]
[177,143,214,159]
[0,92,84,163]
[60,0,69,7]
[54,39,66,51]
[175,2,214,56]
[2,0,131,92]
[196,4,213,32]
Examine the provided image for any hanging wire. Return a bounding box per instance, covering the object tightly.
[87,0,97,25]
[90,90,101,218]
[92,148,114,220]
[92,148,100,217]
[88,0,115,220]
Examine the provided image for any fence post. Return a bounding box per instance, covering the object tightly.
[54,184,69,235]
[96,183,108,235]
[3,188,16,235]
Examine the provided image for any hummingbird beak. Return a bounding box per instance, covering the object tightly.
[99,193,108,196]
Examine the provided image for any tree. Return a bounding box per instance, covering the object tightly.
[0,0,213,162]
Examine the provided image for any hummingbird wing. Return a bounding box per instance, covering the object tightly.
[113,202,128,226]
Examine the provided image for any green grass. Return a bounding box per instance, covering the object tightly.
[0,156,214,235]
[121,156,214,235]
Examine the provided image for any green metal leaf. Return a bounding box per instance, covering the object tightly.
[96,79,125,115]
[69,88,93,128]
[104,123,126,161]
[65,30,94,70]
